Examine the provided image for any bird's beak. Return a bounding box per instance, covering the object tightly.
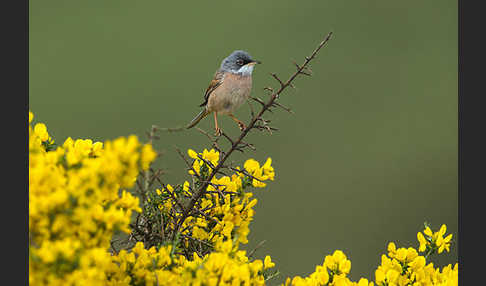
[247,60,261,66]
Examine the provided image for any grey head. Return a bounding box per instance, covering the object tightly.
[219,50,261,74]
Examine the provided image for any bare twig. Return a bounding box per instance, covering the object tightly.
[195,127,222,152]
[153,125,185,133]
[248,240,267,258]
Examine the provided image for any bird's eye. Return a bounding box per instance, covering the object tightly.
[236,59,244,66]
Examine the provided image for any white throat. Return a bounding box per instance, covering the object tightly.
[235,64,254,76]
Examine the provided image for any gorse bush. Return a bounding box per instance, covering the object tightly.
[29,111,458,286]
[29,111,276,286]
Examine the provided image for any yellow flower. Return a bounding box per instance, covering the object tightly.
[192,227,208,240]
[183,181,190,192]
[262,157,275,181]
[313,266,329,284]
[438,224,447,236]
[202,149,219,165]
[264,255,275,270]
[418,223,453,255]
[252,178,267,188]
[324,250,351,275]
[249,259,263,274]
[441,234,453,252]
[34,123,49,141]
[187,148,222,176]
[244,159,260,175]
[167,184,174,193]
[385,269,399,284]
[387,242,396,256]
[140,144,157,170]
[117,190,142,213]
[417,232,427,252]
[408,256,426,272]
[375,268,385,284]
[222,221,234,238]
[242,158,275,188]
[357,278,374,286]
[187,149,198,159]
[91,141,103,156]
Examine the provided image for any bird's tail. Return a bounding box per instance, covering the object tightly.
[186,109,209,129]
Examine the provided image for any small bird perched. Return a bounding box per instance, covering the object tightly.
[186,50,261,136]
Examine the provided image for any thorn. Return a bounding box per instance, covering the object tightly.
[270,73,284,87]
[292,60,302,71]
[273,102,294,114]
[299,70,312,76]
[263,87,274,93]
[251,96,266,106]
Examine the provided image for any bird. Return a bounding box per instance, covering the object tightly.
[186,50,261,136]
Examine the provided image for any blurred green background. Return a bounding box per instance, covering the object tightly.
[29,0,457,283]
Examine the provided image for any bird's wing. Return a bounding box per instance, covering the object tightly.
[199,70,225,107]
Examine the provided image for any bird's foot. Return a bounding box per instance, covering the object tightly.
[214,127,222,136]
[237,121,246,131]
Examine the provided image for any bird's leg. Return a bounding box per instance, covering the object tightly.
[214,112,222,136]
[229,114,246,131]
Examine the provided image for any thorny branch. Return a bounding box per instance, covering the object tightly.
[175,32,333,234]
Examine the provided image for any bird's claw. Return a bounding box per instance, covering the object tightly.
[237,122,246,131]
[214,127,222,137]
